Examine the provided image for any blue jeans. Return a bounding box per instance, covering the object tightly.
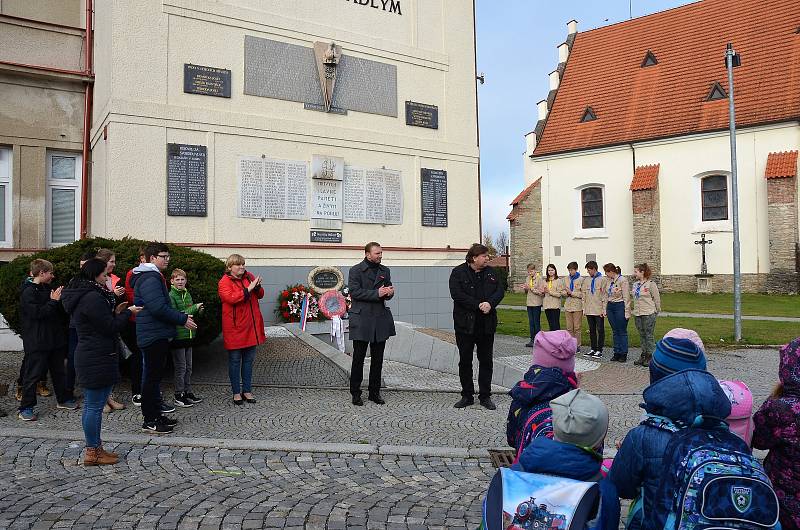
[526,306,542,342]
[82,386,112,448]
[228,346,256,395]
[606,301,629,354]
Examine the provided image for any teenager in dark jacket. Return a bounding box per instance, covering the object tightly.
[449,243,504,410]
[17,259,76,421]
[608,332,729,530]
[130,242,195,434]
[62,259,140,465]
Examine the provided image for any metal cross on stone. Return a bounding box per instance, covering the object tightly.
[694,233,713,274]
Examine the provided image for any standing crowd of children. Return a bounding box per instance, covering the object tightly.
[499,328,800,530]
[519,260,660,366]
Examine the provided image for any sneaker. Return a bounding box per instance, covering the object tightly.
[18,408,37,421]
[158,415,178,427]
[591,350,603,359]
[142,420,173,434]
[56,399,79,410]
[583,350,595,357]
[174,393,193,408]
[184,392,203,404]
[160,402,176,414]
[524,341,534,348]
[131,394,142,407]
[36,382,51,397]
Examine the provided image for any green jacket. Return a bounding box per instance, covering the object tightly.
[168,286,201,340]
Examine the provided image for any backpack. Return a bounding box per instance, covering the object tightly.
[481,467,599,530]
[511,403,555,464]
[656,420,780,530]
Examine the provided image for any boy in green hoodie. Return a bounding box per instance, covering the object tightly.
[169,269,203,407]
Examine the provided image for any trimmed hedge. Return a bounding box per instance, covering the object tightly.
[0,237,225,346]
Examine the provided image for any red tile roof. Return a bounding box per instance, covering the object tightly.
[630,164,660,190]
[533,0,800,157]
[507,178,542,221]
[765,151,798,179]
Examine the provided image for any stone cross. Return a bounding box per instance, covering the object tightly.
[694,233,713,274]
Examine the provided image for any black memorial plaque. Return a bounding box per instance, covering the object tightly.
[167,143,207,217]
[184,64,231,98]
[312,271,340,290]
[421,168,447,227]
[310,230,342,243]
[405,101,438,129]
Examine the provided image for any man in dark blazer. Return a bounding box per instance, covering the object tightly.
[449,243,504,410]
[348,242,396,406]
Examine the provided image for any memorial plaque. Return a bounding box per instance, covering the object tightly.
[237,156,308,220]
[343,165,403,225]
[421,168,447,227]
[167,143,207,217]
[405,101,438,129]
[184,64,231,98]
[308,265,345,293]
[310,230,342,243]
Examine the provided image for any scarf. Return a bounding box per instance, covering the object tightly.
[569,272,580,291]
[547,279,553,291]
[608,277,616,296]
[527,272,540,289]
[634,281,643,299]
[590,272,602,294]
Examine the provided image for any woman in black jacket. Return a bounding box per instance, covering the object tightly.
[62,259,140,466]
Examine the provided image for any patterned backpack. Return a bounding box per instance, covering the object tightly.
[655,419,780,530]
[511,403,555,464]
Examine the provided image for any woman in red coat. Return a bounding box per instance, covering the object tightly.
[218,254,265,405]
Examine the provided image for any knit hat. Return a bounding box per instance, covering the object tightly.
[718,380,754,446]
[650,336,707,383]
[551,389,609,451]
[533,330,577,373]
[662,328,705,354]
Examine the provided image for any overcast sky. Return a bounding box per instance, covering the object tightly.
[475,0,696,240]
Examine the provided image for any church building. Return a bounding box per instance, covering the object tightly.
[508,0,799,294]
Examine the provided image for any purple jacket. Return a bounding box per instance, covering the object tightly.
[753,337,800,530]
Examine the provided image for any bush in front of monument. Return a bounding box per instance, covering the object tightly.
[0,237,225,346]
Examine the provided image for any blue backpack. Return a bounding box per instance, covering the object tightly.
[655,419,780,530]
[511,403,555,464]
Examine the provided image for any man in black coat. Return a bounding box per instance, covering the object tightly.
[348,242,396,406]
[449,243,504,410]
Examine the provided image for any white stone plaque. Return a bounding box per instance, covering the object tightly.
[237,156,308,219]
[343,165,403,225]
[311,178,343,220]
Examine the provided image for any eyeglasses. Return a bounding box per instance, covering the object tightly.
[157,254,171,260]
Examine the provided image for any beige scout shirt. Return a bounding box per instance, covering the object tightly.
[563,275,584,312]
[581,274,607,316]
[542,277,565,309]
[606,275,632,317]
[523,273,546,307]
[632,279,661,316]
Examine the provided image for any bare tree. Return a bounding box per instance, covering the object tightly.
[495,232,509,255]
[482,232,498,257]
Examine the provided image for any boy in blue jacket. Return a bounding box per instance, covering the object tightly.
[514,388,620,530]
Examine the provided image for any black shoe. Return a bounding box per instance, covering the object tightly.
[454,397,474,408]
[142,420,173,434]
[524,341,534,348]
[368,394,385,405]
[617,355,628,363]
[184,393,203,404]
[479,398,497,410]
[633,357,648,367]
[158,415,178,427]
[243,394,257,404]
[233,396,244,406]
[351,395,364,406]
[160,402,176,414]
[0,408,6,418]
[174,393,193,408]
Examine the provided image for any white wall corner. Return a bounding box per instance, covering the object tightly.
[549,70,560,91]
[558,43,570,63]
[567,20,578,35]
[537,100,548,121]
[525,132,537,156]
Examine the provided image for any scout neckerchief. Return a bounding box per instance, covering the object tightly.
[634,280,643,299]
[607,276,616,296]
[547,278,554,291]
[590,272,602,294]
[569,272,580,291]
[528,272,540,290]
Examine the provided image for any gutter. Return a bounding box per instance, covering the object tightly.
[79,0,94,239]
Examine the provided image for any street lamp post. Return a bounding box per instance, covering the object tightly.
[725,43,742,341]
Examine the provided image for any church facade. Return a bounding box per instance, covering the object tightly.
[508,0,799,294]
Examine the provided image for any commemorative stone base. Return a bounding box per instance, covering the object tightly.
[694,274,714,294]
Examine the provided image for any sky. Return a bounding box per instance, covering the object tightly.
[475,0,696,241]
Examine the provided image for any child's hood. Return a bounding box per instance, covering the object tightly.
[510,365,578,407]
[779,337,800,392]
[642,369,731,424]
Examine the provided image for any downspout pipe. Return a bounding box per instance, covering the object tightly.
[80,0,94,239]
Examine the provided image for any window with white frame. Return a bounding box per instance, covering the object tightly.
[47,151,81,247]
[0,148,12,247]
[580,186,604,228]
[701,174,728,221]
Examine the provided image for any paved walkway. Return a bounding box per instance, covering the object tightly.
[497,305,800,322]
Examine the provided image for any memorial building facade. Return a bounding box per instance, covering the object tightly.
[86,0,480,326]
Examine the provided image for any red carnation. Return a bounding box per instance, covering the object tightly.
[281,300,288,307]
[282,290,289,297]
[282,311,289,318]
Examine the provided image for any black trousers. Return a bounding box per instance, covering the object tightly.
[350,340,385,397]
[141,339,169,423]
[19,348,70,410]
[545,308,561,330]
[587,315,605,352]
[455,331,494,400]
[120,323,143,395]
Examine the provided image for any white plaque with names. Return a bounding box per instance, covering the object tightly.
[237,156,308,220]
[343,165,403,225]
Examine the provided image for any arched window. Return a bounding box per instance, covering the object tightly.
[581,186,604,229]
[701,175,728,221]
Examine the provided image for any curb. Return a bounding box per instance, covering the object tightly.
[0,427,499,459]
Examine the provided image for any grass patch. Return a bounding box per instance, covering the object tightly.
[496,309,798,347]
[500,292,799,318]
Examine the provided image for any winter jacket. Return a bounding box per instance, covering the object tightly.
[169,286,201,341]
[130,263,188,348]
[507,365,579,448]
[449,262,504,335]
[61,278,131,389]
[347,259,396,343]
[513,437,621,530]
[608,369,732,530]
[753,337,800,530]
[218,271,265,350]
[19,279,68,352]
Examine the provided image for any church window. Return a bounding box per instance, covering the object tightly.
[581,186,604,228]
[701,175,728,221]
[706,82,727,101]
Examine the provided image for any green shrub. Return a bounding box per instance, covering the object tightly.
[0,237,225,346]
[493,266,510,291]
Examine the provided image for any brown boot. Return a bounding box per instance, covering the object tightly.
[99,445,119,459]
[107,396,125,410]
[633,353,651,367]
[36,382,51,397]
[84,446,118,466]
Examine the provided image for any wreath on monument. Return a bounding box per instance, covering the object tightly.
[276,284,320,323]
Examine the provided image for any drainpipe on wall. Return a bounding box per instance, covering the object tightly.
[79,0,94,239]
